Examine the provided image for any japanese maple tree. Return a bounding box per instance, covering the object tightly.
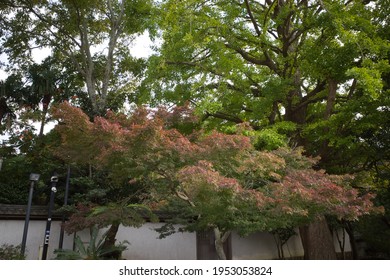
[51,102,382,259]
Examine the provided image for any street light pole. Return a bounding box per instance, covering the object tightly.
[21,173,40,257]
[41,173,58,260]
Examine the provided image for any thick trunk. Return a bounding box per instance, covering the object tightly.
[299,217,337,259]
[325,79,337,119]
[268,101,279,125]
[285,91,307,147]
[320,79,338,164]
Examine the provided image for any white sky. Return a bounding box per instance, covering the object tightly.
[0,32,157,143]
[0,31,156,81]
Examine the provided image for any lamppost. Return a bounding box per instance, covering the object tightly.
[21,173,40,256]
[41,172,58,260]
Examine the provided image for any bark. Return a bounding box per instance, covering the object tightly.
[213,227,231,260]
[320,79,338,164]
[324,79,337,120]
[100,0,125,112]
[101,222,121,259]
[299,217,337,259]
[268,101,279,125]
[285,89,308,147]
[344,221,359,259]
[285,70,306,126]
[78,12,99,115]
[0,97,11,124]
[285,98,308,125]
[38,93,52,138]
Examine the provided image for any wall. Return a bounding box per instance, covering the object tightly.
[0,220,74,260]
[231,231,304,260]
[0,220,196,260]
[116,223,196,260]
[231,229,351,260]
[0,219,351,260]
[75,223,197,260]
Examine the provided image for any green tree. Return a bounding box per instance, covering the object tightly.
[1,0,154,116]
[142,0,389,259]
[51,102,381,260]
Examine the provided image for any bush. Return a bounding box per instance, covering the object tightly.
[54,226,128,260]
[0,244,26,260]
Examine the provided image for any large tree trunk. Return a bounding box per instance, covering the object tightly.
[324,79,337,119]
[299,217,337,259]
[320,79,338,164]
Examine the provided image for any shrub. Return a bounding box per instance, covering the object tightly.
[0,244,26,260]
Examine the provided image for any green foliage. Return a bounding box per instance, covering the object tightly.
[0,0,154,115]
[0,156,32,204]
[54,226,128,260]
[143,0,388,132]
[50,101,384,260]
[0,244,26,260]
[254,129,288,151]
[53,103,381,232]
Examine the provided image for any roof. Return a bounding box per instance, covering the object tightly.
[0,204,175,222]
[0,204,64,220]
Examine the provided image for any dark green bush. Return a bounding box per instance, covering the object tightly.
[0,244,26,260]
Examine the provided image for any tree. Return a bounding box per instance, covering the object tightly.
[141,0,389,259]
[1,0,154,116]
[51,102,382,259]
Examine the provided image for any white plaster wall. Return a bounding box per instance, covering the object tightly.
[232,229,351,260]
[0,220,74,260]
[1,220,350,260]
[231,230,304,260]
[73,223,197,260]
[0,222,197,260]
[116,223,197,260]
[333,229,351,253]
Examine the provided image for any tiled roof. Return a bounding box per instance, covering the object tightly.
[0,204,64,220]
[0,204,175,221]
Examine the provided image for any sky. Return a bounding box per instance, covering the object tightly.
[0,32,156,143]
[0,31,155,81]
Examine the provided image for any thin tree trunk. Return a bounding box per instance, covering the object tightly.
[213,227,231,260]
[0,97,10,124]
[344,221,359,259]
[101,223,121,259]
[38,93,52,138]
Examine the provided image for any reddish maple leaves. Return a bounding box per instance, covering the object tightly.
[52,102,383,233]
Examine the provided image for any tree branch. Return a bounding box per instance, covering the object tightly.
[244,0,261,37]
[203,111,244,124]
[225,43,280,74]
[175,190,196,207]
